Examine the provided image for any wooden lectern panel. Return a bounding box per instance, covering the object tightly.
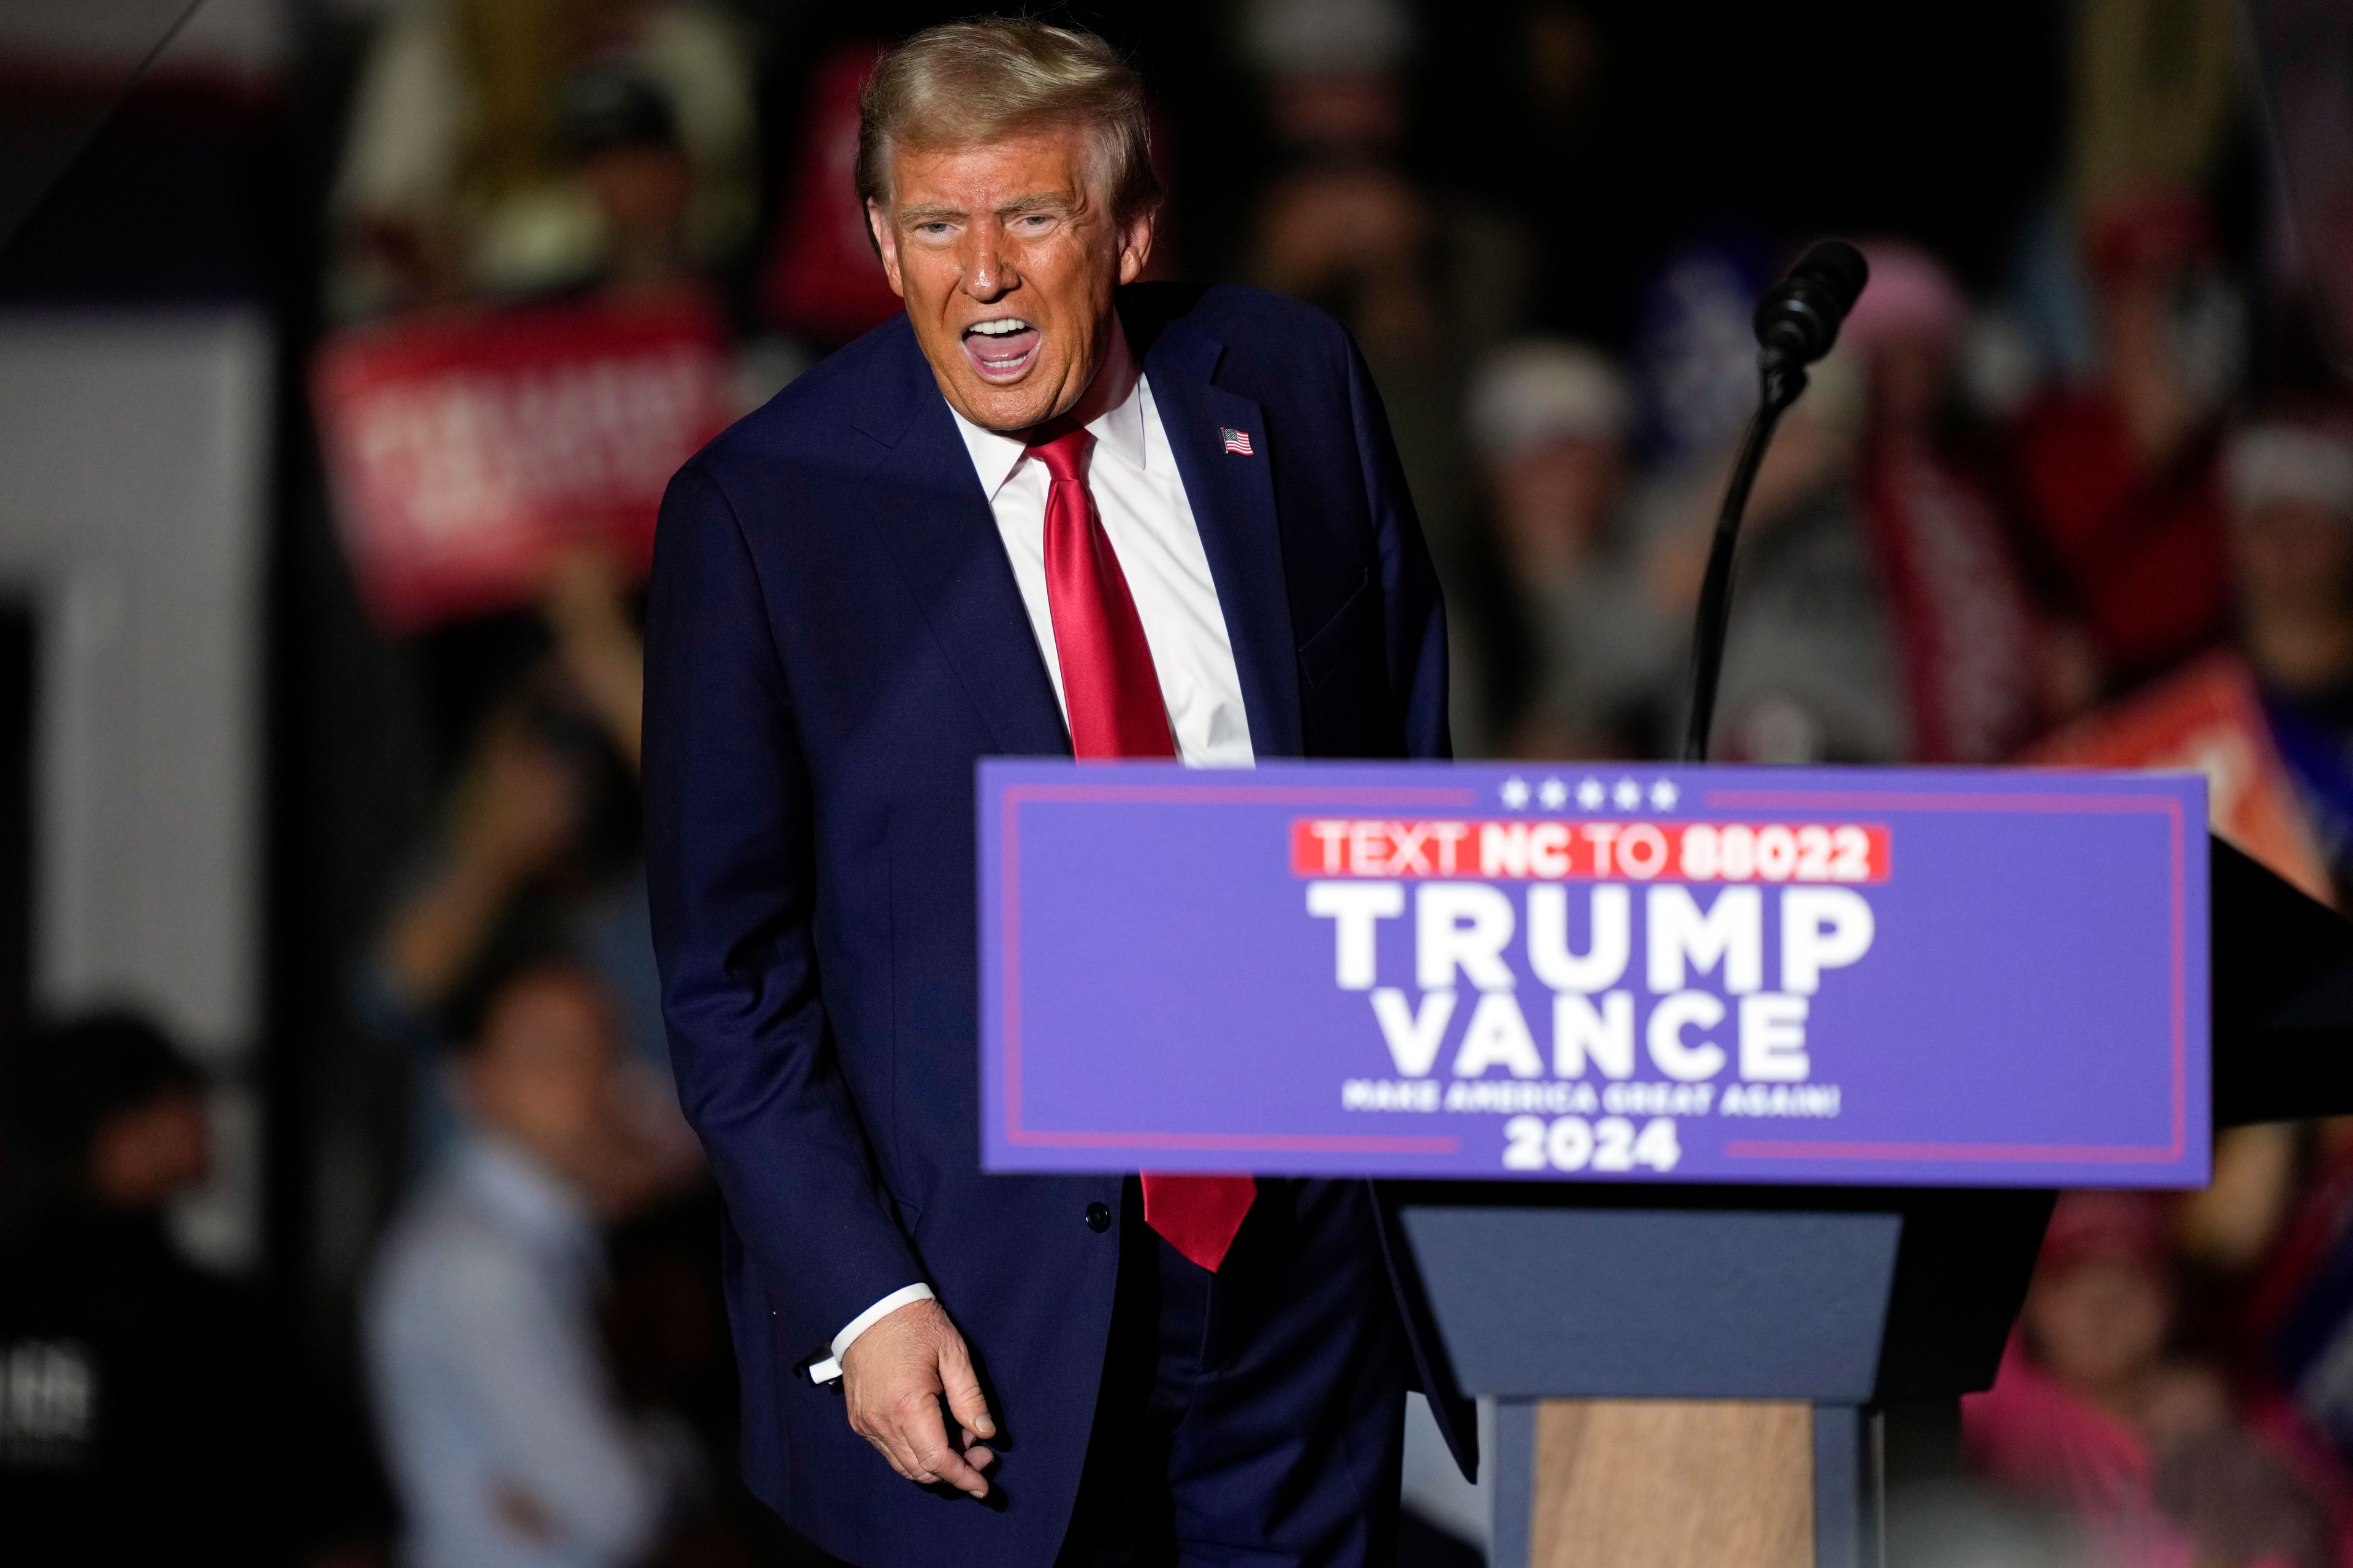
[1528,1399,1813,1568]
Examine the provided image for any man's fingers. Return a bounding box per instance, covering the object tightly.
[914,1433,990,1498]
[938,1335,996,1441]
[887,1431,934,1484]
[874,1403,934,1481]
[954,1426,996,1474]
[838,1301,998,1497]
[903,1396,989,1498]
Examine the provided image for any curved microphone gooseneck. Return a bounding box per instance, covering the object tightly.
[1680,240,1870,763]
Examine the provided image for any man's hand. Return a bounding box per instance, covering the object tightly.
[839,1298,998,1498]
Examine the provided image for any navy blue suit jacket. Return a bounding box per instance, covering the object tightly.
[643,282,1473,1567]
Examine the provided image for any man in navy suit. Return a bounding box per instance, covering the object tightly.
[643,20,1470,1566]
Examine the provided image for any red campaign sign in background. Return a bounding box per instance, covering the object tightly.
[758,42,905,344]
[2025,651,2333,906]
[313,290,735,632]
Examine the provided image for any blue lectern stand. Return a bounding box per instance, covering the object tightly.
[1402,1190,2045,1566]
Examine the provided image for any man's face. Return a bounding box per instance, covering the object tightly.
[2024,1254,2170,1395]
[1492,435,1625,579]
[869,126,1153,433]
[462,969,619,1184]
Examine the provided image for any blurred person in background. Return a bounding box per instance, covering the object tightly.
[555,65,705,300]
[2222,421,2353,900]
[366,958,702,1568]
[2009,191,2240,697]
[1846,240,2057,762]
[1245,0,1433,350]
[0,1013,301,1564]
[2240,1115,2353,1488]
[1243,0,1529,659]
[1460,338,1670,757]
[2223,416,2353,1480]
[361,578,765,1558]
[327,0,755,319]
[1632,237,2070,765]
[1635,329,1906,763]
[1965,1192,2340,1568]
[363,553,687,1176]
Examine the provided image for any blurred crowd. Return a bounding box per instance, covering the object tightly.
[13,0,2353,1563]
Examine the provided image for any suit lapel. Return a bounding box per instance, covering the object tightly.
[854,325,1070,758]
[1143,319,1305,759]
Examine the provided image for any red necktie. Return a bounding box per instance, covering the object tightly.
[1030,428,1257,1273]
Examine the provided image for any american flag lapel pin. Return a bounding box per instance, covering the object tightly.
[1219,425,1255,456]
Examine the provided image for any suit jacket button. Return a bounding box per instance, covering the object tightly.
[1084,1202,1112,1232]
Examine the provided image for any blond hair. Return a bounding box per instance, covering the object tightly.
[856,20,1160,224]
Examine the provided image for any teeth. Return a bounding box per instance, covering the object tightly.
[968,319,1032,337]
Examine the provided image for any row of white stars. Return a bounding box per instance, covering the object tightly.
[1500,775,1679,812]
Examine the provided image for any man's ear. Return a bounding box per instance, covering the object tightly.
[1115,207,1157,287]
[868,202,907,299]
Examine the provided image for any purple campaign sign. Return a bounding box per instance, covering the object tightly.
[979,762,2210,1189]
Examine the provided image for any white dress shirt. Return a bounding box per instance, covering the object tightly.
[366,1131,699,1566]
[810,324,1255,1381]
[953,323,1255,768]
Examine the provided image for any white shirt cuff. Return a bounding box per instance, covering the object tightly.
[806,1284,935,1384]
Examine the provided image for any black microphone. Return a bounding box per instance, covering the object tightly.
[1752,240,1869,366]
[1680,239,1871,762]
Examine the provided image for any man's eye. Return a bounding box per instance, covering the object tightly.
[915,222,952,237]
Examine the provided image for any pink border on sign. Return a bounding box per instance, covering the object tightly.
[996,781,2196,1171]
[999,781,1475,1154]
[1699,787,2191,1167]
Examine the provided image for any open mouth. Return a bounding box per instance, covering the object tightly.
[960,316,1041,381]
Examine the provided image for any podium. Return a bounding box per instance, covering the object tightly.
[1400,1190,2044,1567]
[977,763,2340,1567]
